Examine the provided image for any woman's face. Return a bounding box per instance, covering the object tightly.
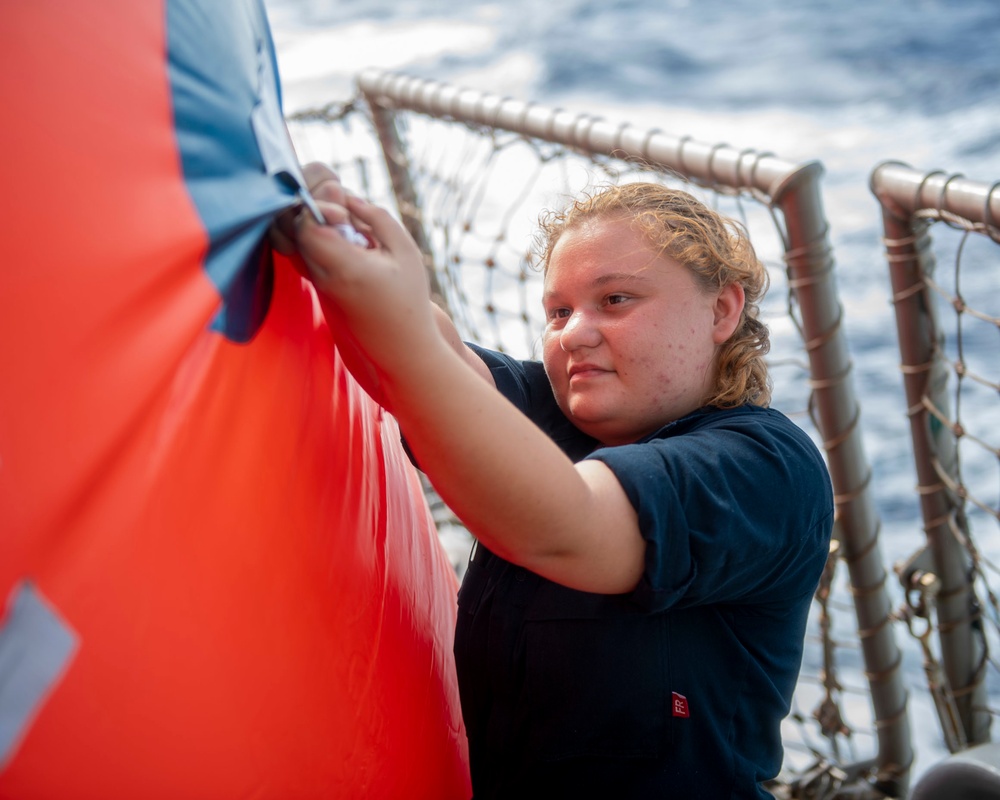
[541,216,742,445]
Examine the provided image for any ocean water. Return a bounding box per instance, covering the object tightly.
[263,0,1000,785]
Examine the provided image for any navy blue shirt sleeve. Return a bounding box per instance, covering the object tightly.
[586,406,834,612]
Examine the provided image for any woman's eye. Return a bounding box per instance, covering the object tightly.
[606,294,629,305]
[548,308,570,320]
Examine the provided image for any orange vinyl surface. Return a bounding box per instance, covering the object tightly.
[0,3,469,798]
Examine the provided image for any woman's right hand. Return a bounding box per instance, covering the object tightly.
[291,165,444,404]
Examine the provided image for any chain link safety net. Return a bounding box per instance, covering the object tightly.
[281,82,991,799]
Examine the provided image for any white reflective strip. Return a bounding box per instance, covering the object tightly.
[0,582,78,769]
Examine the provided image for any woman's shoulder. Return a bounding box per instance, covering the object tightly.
[649,403,805,439]
[639,404,830,490]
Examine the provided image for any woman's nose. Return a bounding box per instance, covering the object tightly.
[560,309,602,351]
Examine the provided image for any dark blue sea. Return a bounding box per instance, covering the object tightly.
[263,0,1000,783]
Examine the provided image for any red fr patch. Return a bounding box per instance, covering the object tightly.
[672,692,690,718]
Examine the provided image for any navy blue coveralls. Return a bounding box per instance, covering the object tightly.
[456,346,834,799]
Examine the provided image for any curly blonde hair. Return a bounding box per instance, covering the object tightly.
[535,182,771,408]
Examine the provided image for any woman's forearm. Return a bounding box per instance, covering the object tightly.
[382,332,642,594]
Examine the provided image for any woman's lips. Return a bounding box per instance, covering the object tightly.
[568,364,609,382]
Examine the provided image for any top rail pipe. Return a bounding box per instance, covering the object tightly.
[357,68,811,199]
[871,160,1000,228]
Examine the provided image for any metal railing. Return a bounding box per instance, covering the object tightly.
[871,161,1000,754]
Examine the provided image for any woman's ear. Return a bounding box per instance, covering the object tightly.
[711,283,745,344]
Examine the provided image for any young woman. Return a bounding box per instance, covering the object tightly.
[286,165,834,799]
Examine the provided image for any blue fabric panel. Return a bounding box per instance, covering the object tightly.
[0,582,79,768]
[166,0,307,342]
